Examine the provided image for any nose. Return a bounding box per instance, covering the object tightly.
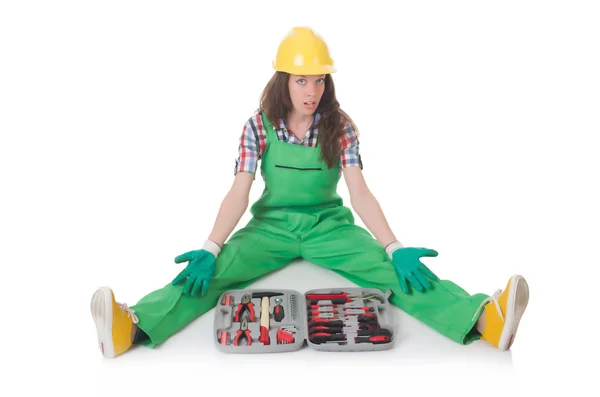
[306,82,316,97]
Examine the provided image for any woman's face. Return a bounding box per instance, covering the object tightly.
[288,74,326,116]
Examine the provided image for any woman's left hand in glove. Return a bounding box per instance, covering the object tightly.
[391,247,439,294]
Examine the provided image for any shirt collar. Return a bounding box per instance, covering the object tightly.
[277,112,321,140]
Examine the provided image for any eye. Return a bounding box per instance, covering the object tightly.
[296,79,306,84]
[317,78,325,84]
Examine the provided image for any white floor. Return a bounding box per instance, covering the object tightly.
[85,260,533,397]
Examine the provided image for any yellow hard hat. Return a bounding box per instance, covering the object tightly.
[272,27,336,75]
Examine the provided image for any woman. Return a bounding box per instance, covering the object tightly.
[90,27,529,359]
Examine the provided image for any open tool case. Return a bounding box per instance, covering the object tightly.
[213,287,395,353]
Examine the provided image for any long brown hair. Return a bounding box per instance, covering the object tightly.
[259,72,359,169]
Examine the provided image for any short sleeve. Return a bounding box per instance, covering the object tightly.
[234,112,266,175]
[339,118,363,169]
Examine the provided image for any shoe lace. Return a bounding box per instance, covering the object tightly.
[118,303,139,324]
[472,289,504,322]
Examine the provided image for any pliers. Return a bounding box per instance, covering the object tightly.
[233,313,252,346]
[234,293,255,322]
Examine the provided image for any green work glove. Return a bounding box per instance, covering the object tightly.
[390,246,439,294]
[171,240,221,297]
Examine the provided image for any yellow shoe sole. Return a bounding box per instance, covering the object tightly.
[90,287,118,358]
[499,275,530,350]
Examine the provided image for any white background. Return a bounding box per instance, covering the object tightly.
[1,1,598,396]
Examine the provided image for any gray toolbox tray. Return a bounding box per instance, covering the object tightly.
[213,287,395,353]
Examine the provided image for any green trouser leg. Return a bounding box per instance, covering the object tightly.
[130,218,300,347]
[300,207,490,345]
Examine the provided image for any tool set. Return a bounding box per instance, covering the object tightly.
[214,287,395,353]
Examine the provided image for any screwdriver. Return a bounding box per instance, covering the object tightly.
[309,324,379,333]
[309,305,374,312]
[308,298,352,305]
[355,335,391,344]
[309,313,378,321]
[309,332,347,344]
[310,328,391,337]
[305,292,349,300]
[309,317,378,327]
[309,311,377,317]
[309,313,374,319]
[309,327,391,337]
[306,292,386,303]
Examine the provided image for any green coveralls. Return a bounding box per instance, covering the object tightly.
[131,113,489,347]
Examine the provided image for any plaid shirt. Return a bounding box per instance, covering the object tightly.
[234,109,362,175]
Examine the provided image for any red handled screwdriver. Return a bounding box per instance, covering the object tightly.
[309,317,378,327]
[309,327,391,337]
[309,298,352,305]
[309,307,374,313]
[309,332,347,344]
[309,313,378,321]
[309,324,379,333]
[309,322,379,332]
[306,292,349,300]
[355,335,391,344]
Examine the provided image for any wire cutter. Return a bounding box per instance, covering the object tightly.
[234,293,256,322]
[233,313,252,346]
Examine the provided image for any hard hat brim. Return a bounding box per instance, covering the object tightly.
[273,63,336,75]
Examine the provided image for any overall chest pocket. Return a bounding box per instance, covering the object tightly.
[275,164,323,171]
